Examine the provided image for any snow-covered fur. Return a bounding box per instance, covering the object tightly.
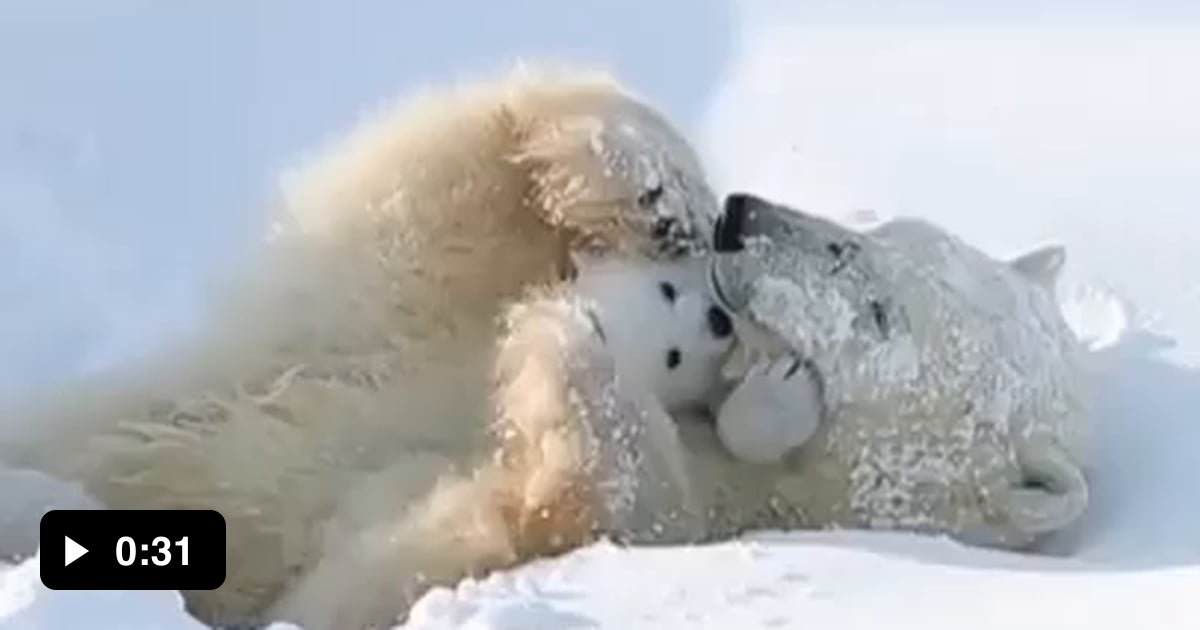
[707,192,1091,550]
[0,64,720,626]
[265,257,737,629]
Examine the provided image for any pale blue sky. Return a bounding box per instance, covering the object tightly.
[0,0,736,394]
[2,0,1198,394]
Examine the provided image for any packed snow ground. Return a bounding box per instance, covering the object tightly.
[3,2,1200,629]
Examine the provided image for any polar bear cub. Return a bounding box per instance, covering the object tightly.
[707,192,1091,550]
[266,256,736,629]
[569,255,736,411]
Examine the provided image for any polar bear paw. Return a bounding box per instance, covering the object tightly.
[715,355,824,464]
[1004,437,1090,535]
[961,437,1090,550]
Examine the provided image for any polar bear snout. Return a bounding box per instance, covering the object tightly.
[714,191,794,253]
[714,192,754,253]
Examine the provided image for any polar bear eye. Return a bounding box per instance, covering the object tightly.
[827,241,861,259]
[828,240,862,274]
[638,184,665,209]
[665,347,681,370]
[659,281,677,303]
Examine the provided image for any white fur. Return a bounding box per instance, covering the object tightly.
[267,258,735,629]
[715,355,823,464]
[570,255,733,411]
[0,64,721,627]
[709,193,1091,550]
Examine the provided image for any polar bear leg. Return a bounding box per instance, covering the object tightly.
[1004,437,1089,535]
[497,293,706,547]
[270,294,707,629]
[266,470,518,630]
[960,437,1089,551]
[561,349,707,544]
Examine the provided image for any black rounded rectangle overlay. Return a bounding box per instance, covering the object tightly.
[40,509,226,591]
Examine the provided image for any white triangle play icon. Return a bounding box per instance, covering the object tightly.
[64,536,88,567]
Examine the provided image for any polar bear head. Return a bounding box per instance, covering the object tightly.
[708,192,1069,364]
[706,192,902,374]
[574,257,735,412]
[511,76,720,262]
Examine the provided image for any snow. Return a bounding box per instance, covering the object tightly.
[402,534,1200,630]
[0,555,206,630]
[3,1,1200,629]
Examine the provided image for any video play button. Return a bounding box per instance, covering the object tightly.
[64,535,88,567]
[41,509,226,590]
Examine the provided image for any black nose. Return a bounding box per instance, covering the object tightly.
[707,305,734,339]
[714,193,753,252]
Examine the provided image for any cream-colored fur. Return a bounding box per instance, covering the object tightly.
[267,257,736,629]
[0,64,720,627]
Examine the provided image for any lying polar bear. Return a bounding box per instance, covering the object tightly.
[707,192,1092,550]
[271,191,1094,627]
[267,190,1094,626]
[0,65,725,626]
[265,254,743,629]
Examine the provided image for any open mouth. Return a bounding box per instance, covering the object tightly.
[707,256,829,419]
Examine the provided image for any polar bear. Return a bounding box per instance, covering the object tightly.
[266,256,738,629]
[706,192,1091,550]
[0,64,720,626]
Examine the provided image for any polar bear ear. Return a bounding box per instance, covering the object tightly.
[1008,244,1066,289]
